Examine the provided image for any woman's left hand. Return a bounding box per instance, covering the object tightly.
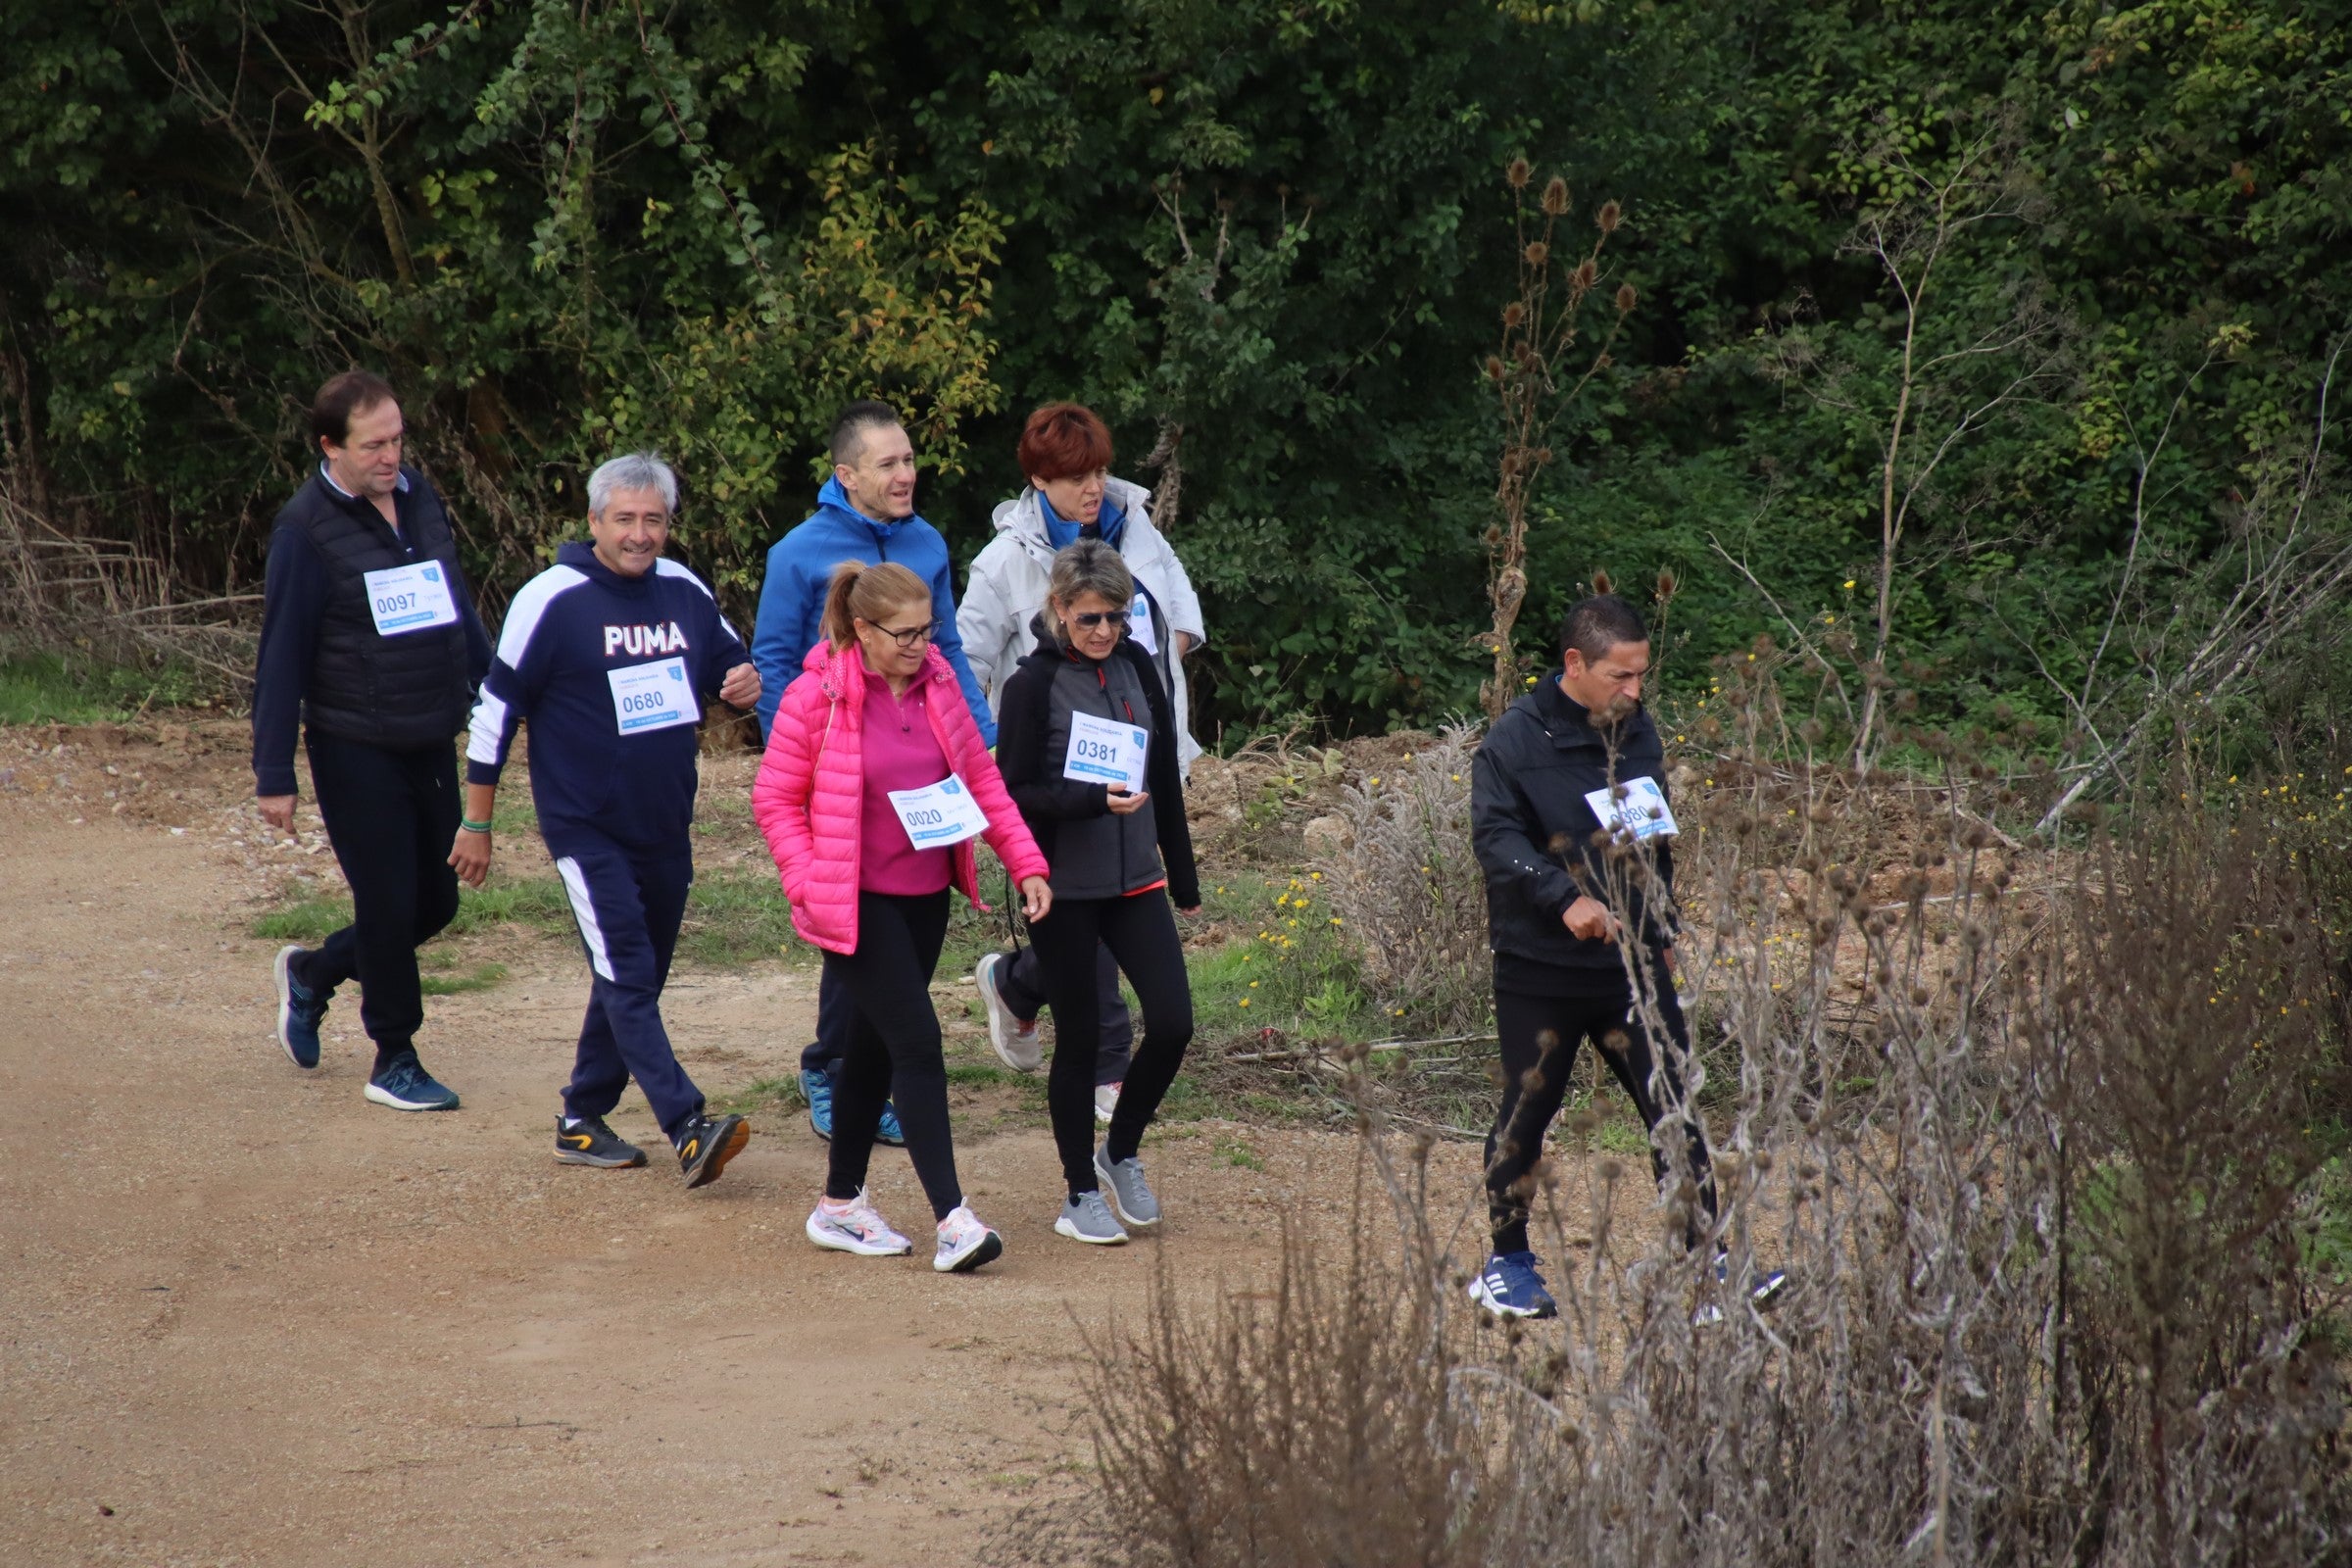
[1176,905,1201,916]
[1018,875,1054,922]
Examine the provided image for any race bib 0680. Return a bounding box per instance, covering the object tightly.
[1585,775,1680,841]
[363,561,460,637]
[606,658,699,735]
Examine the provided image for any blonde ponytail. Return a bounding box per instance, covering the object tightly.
[820,559,930,649]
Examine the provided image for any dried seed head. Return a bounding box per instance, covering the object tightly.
[1506,157,1532,190]
[1525,240,1550,268]
[1542,176,1570,217]
[1597,199,1622,234]
[1592,567,1613,595]
[1596,1156,1626,1182]
[1573,259,1599,291]
[1486,354,1505,383]
[1615,281,1639,315]
[1501,300,1527,328]
[1656,567,1678,600]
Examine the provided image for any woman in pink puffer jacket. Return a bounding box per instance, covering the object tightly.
[754,561,1051,1275]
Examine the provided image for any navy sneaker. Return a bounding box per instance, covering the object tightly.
[1716,1250,1789,1309]
[364,1052,460,1112]
[272,945,327,1069]
[1468,1250,1558,1320]
[801,1066,834,1141]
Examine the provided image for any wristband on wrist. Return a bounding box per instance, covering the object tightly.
[460,816,493,835]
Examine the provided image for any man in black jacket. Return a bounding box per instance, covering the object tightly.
[1467,593,1782,1321]
[253,370,491,1111]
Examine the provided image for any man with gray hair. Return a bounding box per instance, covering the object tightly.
[456,452,761,1185]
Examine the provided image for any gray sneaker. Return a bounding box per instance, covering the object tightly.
[1054,1189,1129,1246]
[1094,1146,1160,1229]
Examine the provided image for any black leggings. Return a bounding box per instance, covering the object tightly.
[1027,890,1194,1196]
[822,890,961,1221]
[1486,982,1716,1255]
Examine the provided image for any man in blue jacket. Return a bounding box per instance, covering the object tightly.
[751,401,996,1142]
[455,452,757,1186]
[256,369,491,1113]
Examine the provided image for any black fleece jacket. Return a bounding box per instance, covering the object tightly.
[1470,671,1677,990]
[997,619,1200,908]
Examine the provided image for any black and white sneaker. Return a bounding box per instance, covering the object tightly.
[555,1114,646,1168]
[673,1112,750,1189]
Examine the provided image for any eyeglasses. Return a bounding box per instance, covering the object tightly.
[1071,610,1132,630]
[864,619,937,649]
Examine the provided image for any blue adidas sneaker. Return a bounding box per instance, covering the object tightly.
[1468,1250,1559,1320]
[273,945,327,1069]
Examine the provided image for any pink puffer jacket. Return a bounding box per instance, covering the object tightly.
[754,639,1048,956]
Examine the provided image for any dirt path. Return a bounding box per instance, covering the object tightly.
[0,790,1396,1567]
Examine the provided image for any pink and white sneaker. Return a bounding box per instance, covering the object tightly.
[934,1204,1004,1273]
[806,1189,912,1256]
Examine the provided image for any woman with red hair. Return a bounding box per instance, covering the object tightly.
[957,403,1207,1120]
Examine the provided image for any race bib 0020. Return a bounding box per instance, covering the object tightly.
[1063,710,1149,795]
[606,658,699,735]
[1585,774,1680,841]
[887,775,990,850]
[363,561,460,637]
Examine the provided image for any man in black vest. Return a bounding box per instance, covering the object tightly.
[253,370,491,1111]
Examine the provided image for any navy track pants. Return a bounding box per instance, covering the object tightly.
[550,828,705,1139]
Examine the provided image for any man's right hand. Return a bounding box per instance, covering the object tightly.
[259,795,297,837]
[1563,895,1619,942]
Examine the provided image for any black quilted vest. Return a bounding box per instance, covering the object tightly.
[294,468,474,748]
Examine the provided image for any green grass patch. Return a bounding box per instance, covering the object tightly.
[0,650,206,725]
[677,866,800,967]
[1212,1132,1264,1170]
[251,878,575,945]
[419,961,508,996]
[714,1074,804,1116]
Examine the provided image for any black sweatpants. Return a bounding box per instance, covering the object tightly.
[1486,980,1716,1256]
[297,729,461,1055]
[997,940,1134,1087]
[1027,890,1194,1197]
[822,890,962,1221]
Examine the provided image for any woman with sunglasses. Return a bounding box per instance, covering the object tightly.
[994,540,1200,1245]
[754,560,1052,1272]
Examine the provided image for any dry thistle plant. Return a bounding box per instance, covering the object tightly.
[1020,669,2350,1568]
[1318,721,1491,1034]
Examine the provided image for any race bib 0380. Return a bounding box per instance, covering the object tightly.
[1585,774,1680,841]
[363,561,460,637]
[606,658,699,735]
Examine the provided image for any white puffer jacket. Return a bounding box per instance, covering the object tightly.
[958,476,1207,773]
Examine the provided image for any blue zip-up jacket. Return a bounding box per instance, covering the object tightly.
[466,542,750,851]
[748,476,994,745]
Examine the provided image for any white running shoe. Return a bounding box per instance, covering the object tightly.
[976,953,1042,1072]
[1094,1081,1122,1124]
[934,1205,1004,1273]
[806,1189,913,1256]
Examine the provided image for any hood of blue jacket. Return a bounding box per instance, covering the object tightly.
[814,474,905,542]
[1039,492,1127,552]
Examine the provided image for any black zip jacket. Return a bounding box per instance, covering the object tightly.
[1470,672,1677,985]
[997,616,1200,908]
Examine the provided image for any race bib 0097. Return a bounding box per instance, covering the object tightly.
[363,561,460,637]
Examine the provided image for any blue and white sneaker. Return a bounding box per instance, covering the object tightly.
[1693,1250,1778,1325]
[876,1099,906,1149]
[272,945,327,1069]
[363,1053,461,1111]
[1468,1250,1558,1320]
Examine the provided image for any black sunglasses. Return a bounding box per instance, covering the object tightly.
[864,618,937,648]
[1071,609,1132,630]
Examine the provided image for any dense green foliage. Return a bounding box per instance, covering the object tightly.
[5,0,2348,757]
